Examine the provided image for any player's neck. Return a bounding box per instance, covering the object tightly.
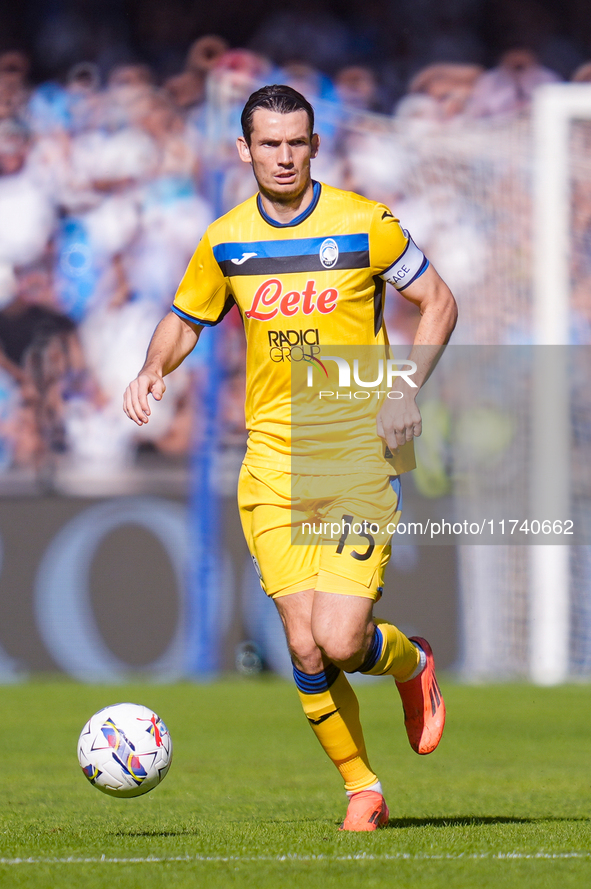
[258,180,315,225]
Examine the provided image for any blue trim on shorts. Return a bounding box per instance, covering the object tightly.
[292,662,340,694]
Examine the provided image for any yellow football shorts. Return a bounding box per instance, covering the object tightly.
[237,463,403,600]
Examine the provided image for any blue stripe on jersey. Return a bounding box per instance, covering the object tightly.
[212,233,370,264]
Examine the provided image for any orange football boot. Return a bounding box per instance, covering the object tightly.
[339,790,389,831]
[395,637,445,755]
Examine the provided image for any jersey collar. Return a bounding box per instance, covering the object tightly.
[256,180,321,228]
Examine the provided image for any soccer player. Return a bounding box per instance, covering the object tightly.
[123,84,458,831]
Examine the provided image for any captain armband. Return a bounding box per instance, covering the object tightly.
[380,230,429,291]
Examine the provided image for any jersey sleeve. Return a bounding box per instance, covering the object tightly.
[369,204,429,291]
[172,230,234,326]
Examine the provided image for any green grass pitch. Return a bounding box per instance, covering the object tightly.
[1,677,591,889]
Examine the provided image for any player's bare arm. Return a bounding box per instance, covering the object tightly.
[123,311,202,426]
[377,264,457,451]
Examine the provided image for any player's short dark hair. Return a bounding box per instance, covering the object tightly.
[241,84,315,145]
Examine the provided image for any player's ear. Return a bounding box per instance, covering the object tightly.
[236,136,252,164]
[311,133,320,159]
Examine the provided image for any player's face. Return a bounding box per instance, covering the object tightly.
[237,109,319,203]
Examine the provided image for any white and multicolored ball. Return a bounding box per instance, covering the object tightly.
[77,702,172,798]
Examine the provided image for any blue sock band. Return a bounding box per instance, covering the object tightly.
[357,624,384,673]
[292,662,340,694]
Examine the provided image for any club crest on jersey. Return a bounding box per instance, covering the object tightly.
[319,238,339,269]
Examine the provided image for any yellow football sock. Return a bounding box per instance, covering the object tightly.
[296,669,378,794]
[360,618,420,681]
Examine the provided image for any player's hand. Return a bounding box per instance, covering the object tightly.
[123,370,166,426]
[376,389,422,452]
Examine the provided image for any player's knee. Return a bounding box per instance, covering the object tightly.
[286,632,324,673]
[313,627,363,668]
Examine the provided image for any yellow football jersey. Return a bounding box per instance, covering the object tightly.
[173,181,426,475]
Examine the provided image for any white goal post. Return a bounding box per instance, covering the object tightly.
[530,84,591,684]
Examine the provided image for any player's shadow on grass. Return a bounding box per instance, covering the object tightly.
[112,817,591,835]
[110,829,195,837]
[385,815,590,829]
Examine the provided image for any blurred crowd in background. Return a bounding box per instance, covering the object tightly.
[1,0,591,486]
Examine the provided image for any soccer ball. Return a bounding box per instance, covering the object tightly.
[77,702,173,798]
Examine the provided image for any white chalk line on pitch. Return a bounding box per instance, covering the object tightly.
[1,852,591,865]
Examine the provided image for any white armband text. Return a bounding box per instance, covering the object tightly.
[380,230,429,290]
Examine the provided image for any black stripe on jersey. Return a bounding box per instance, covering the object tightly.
[217,250,370,277]
[372,275,384,336]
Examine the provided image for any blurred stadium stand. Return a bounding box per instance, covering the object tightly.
[0,0,589,681]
